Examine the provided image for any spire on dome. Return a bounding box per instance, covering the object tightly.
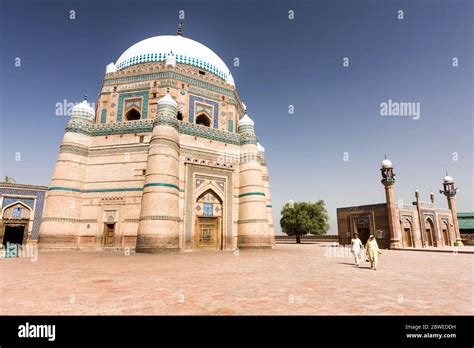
[84,94,87,101]
[176,21,183,36]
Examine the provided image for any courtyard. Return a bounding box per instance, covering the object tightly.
[0,243,472,315]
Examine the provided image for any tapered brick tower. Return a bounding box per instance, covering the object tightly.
[257,142,275,246]
[39,97,94,249]
[136,94,181,252]
[237,115,272,249]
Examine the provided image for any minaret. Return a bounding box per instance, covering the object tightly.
[136,94,181,253]
[414,189,425,247]
[39,96,94,249]
[380,156,401,249]
[257,142,275,246]
[237,114,272,249]
[439,173,462,246]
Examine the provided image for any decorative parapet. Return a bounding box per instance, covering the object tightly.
[240,134,257,145]
[66,119,154,136]
[104,70,234,97]
[65,119,241,145]
[179,122,240,145]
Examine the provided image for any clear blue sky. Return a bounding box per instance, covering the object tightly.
[1,0,472,234]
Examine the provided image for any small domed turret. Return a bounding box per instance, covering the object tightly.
[257,142,265,153]
[71,96,95,123]
[381,158,392,169]
[238,114,254,128]
[443,175,453,183]
[158,93,177,108]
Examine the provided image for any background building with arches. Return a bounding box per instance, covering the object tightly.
[337,158,462,249]
[0,183,47,247]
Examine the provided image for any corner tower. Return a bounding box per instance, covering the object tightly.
[237,114,272,249]
[136,94,181,253]
[39,97,94,249]
[257,142,275,246]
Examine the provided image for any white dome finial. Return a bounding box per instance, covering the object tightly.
[381,154,392,169]
[238,113,254,127]
[443,172,454,183]
[158,93,177,108]
[71,96,95,122]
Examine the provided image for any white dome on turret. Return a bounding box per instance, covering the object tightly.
[114,35,235,86]
[381,159,392,169]
[443,175,454,183]
[158,93,177,108]
[257,142,265,153]
[71,98,95,122]
[238,114,254,127]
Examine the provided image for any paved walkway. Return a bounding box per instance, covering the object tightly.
[0,244,472,315]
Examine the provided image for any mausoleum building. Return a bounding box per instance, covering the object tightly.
[39,30,275,252]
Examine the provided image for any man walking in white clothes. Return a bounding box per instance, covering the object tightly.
[350,232,363,267]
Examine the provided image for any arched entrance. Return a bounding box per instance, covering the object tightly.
[402,219,413,247]
[1,202,31,253]
[355,219,370,245]
[194,189,222,249]
[425,217,435,247]
[441,220,450,246]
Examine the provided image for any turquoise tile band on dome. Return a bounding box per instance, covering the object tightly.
[116,52,229,82]
[112,35,235,85]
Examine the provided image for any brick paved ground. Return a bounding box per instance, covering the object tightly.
[0,243,472,315]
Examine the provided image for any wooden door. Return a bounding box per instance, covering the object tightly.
[442,228,449,245]
[403,228,412,247]
[425,228,433,246]
[103,223,115,246]
[195,217,219,249]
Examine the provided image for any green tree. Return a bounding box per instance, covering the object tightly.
[280,200,330,243]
